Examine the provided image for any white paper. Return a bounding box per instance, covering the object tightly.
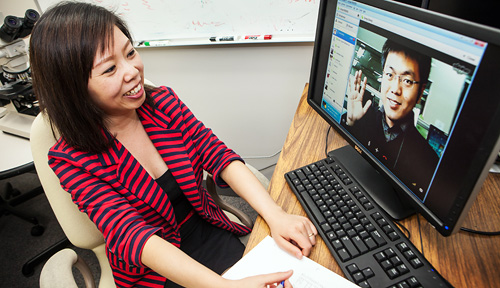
[223,236,359,288]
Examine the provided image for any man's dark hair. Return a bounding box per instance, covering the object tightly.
[381,39,432,93]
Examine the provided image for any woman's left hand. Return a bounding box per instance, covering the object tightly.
[265,208,318,259]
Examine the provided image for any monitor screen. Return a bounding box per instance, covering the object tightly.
[307,0,500,236]
[427,0,498,29]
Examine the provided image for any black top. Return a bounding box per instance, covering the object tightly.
[342,106,439,199]
[156,170,245,288]
[156,170,193,224]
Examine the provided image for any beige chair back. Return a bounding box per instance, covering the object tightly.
[30,113,114,288]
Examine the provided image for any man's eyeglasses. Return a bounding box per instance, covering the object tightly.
[382,72,419,89]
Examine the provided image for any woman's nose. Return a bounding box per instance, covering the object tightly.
[123,62,139,82]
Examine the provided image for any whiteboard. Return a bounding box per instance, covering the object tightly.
[36,0,320,45]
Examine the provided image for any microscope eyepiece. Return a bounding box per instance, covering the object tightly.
[0,9,39,43]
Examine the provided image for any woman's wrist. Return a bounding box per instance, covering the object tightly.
[260,204,287,229]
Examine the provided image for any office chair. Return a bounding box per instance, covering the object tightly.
[31,89,269,287]
[0,173,44,236]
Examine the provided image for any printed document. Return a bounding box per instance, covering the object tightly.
[223,236,359,287]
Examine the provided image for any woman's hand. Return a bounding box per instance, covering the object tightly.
[218,161,317,258]
[229,270,293,288]
[265,208,318,259]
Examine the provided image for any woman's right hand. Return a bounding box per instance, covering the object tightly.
[227,270,293,288]
[346,70,371,126]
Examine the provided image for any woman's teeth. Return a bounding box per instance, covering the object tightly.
[124,84,141,96]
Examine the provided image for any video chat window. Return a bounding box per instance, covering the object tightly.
[346,24,473,155]
[323,17,477,200]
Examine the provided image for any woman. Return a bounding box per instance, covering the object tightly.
[29,2,317,288]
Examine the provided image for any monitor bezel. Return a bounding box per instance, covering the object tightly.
[307,0,500,236]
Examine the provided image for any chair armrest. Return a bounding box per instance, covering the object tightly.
[206,174,254,228]
[39,248,96,288]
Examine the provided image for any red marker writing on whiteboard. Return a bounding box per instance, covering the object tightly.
[244,35,272,40]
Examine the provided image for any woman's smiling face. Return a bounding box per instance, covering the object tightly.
[87,26,145,119]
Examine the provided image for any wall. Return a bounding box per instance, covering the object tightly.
[1,0,315,170]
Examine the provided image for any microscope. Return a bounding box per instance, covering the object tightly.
[0,9,39,138]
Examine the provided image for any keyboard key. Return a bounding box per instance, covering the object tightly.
[370,230,387,247]
[384,248,397,258]
[325,156,335,164]
[358,280,371,288]
[396,263,410,275]
[296,184,305,192]
[374,252,386,262]
[365,223,376,232]
[343,178,353,185]
[326,231,337,241]
[346,263,359,274]
[352,236,369,254]
[396,282,410,288]
[364,202,375,210]
[381,260,393,270]
[403,249,416,260]
[365,237,378,250]
[353,272,365,283]
[390,255,403,266]
[332,239,343,249]
[410,257,424,269]
[406,276,421,288]
[340,236,360,258]
[362,267,375,279]
[386,268,400,279]
[321,223,332,233]
[332,222,341,231]
[372,212,383,220]
[397,242,409,252]
[359,230,369,239]
[295,170,306,180]
[337,248,351,262]
[354,223,364,233]
[301,191,326,224]
[336,229,346,238]
[388,231,400,241]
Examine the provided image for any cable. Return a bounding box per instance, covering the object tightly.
[460,227,500,236]
[417,214,424,257]
[258,162,277,172]
[325,126,332,157]
[241,150,281,160]
[394,220,411,239]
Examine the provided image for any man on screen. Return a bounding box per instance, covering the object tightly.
[343,39,438,195]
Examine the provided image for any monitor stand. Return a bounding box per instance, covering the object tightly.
[328,145,415,220]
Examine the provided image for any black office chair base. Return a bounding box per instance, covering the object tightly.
[22,237,71,277]
[31,224,45,236]
[1,183,45,236]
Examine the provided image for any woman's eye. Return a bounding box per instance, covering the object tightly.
[104,65,116,74]
[127,49,136,57]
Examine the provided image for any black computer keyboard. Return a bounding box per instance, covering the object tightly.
[285,153,452,288]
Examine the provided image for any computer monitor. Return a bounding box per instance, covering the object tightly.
[392,0,429,9]
[427,0,498,29]
[307,0,500,236]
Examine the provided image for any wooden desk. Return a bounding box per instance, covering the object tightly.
[245,84,500,288]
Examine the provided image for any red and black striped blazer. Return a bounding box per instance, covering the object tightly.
[48,86,251,287]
